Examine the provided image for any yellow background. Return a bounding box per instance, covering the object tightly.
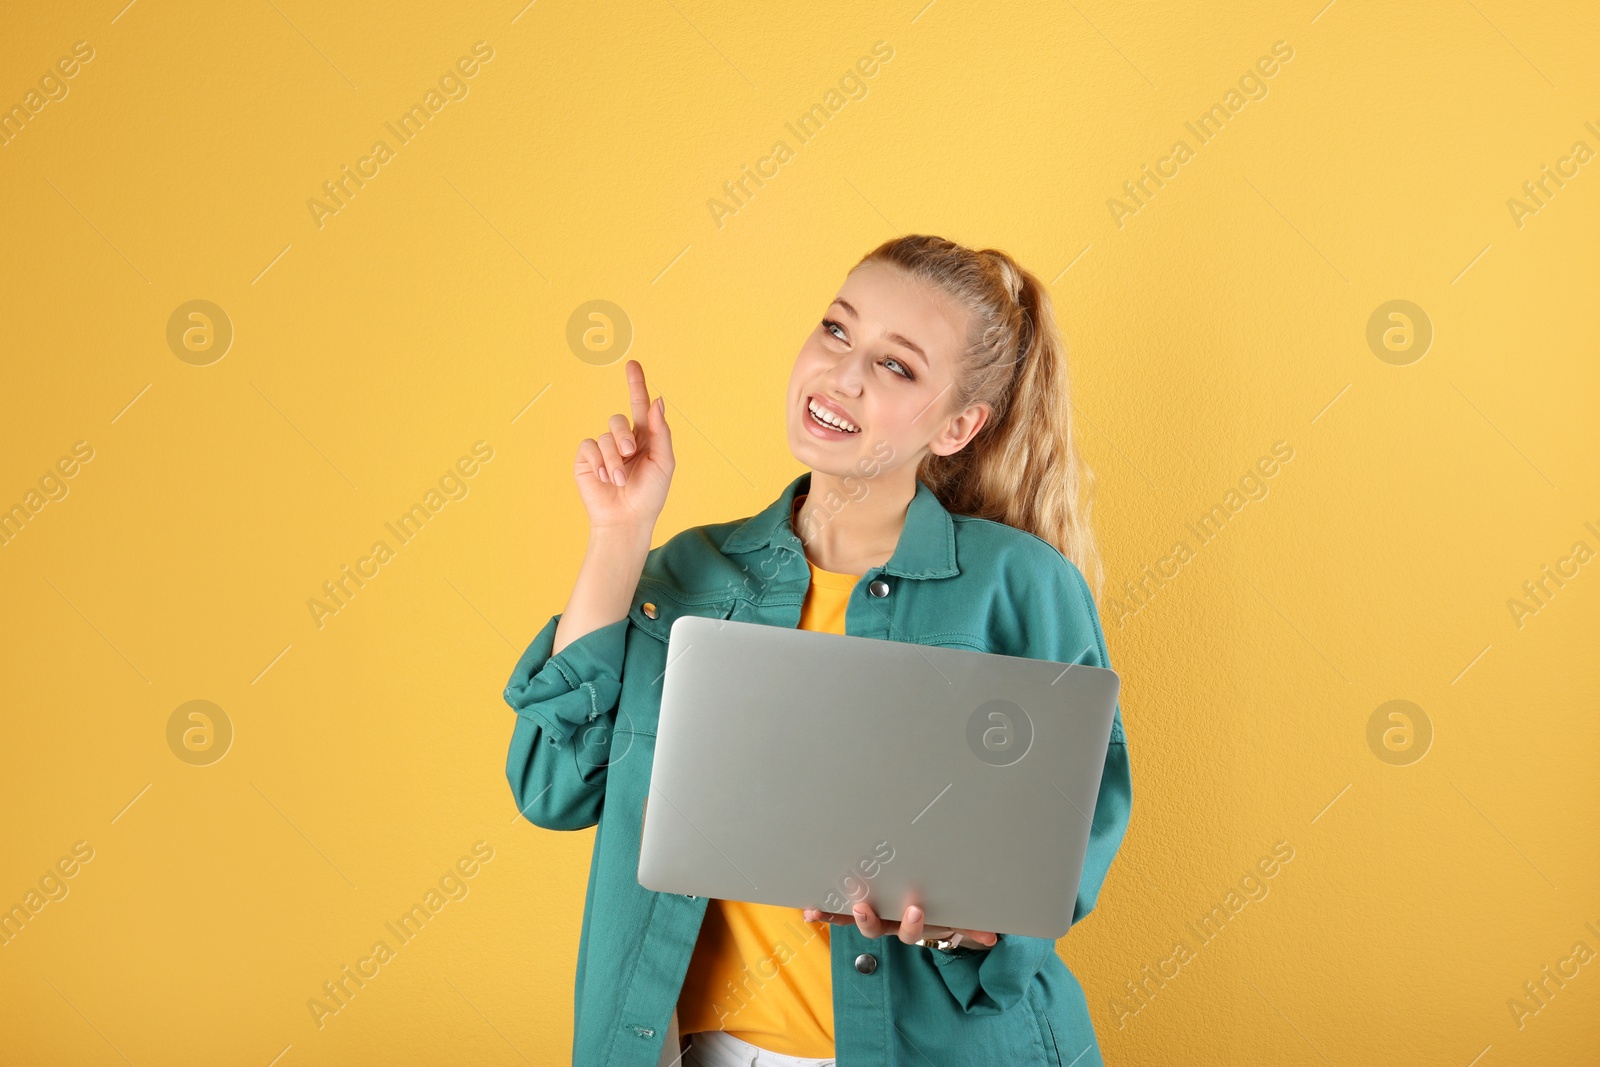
[2,1,1597,1064]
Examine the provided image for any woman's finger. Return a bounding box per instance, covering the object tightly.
[818,909,854,925]
[900,905,928,944]
[899,905,972,943]
[575,439,607,484]
[607,413,635,458]
[596,432,626,485]
[850,901,887,939]
[648,394,672,466]
[625,359,652,430]
[960,929,1000,947]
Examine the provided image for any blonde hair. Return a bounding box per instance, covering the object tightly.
[853,235,1105,597]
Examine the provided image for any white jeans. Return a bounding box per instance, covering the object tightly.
[682,1028,836,1067]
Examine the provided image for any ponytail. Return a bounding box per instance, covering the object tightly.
[853,235,1104,596]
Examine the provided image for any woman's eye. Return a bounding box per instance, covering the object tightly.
[822,318,847,342]
[882,357,913,380]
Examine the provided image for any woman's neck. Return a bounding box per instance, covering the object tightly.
[793,469,917,575]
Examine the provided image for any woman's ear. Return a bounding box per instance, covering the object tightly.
[927,402,990,457]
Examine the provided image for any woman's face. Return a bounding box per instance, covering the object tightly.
[786,260,990,478]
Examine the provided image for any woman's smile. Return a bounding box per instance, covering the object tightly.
[803,393,863,438]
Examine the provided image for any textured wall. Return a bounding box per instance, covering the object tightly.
[1,1,1596,1064]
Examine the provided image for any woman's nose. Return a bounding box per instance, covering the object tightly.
[825,351,870,393]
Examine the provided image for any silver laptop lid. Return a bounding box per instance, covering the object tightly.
[638,616,1120,940]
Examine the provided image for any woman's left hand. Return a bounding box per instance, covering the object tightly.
[801,901,999,949]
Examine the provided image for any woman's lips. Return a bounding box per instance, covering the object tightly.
[803,395,861,439]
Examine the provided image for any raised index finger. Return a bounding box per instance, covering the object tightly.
[625,359,653,428]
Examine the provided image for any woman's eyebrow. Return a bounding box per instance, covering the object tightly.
[830,298,929,365]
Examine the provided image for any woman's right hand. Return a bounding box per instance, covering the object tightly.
[574,359,675,534]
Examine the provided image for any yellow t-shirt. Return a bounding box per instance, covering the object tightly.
[675,547,859,1057]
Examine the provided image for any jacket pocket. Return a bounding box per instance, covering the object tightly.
[615,586,737,742]
[1036,1004,1065,1067]
[904,630,991,654]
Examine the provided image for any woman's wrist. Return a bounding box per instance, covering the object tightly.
[588,520,655,546]
[552,525,655,655]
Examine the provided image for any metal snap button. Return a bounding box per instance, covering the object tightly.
[642,602,658,619]
[854,953,877,975]
[868,579,890,598]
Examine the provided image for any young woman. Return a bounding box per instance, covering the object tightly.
[504,234,1132,1067]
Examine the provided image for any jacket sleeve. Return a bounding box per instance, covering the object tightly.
[502,611,631,832]
[929,548,1133,1015]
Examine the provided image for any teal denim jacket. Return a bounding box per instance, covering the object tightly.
[504,471,1132,1066]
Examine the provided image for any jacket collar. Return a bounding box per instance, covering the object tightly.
[721,470,958,579]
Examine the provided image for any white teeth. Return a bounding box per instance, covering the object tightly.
[808,399,860,433]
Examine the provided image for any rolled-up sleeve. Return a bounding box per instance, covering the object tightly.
[503,612,631,831]
[929,546,1133,1015]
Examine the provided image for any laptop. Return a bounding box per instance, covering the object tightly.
[636,616,1121,940]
